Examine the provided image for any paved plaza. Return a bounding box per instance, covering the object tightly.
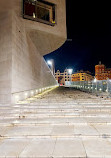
[1,87,111,157]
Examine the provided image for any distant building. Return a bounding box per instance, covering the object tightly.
[55,69,93,84]
[55,69,71,85]
[72,70,93,81]
[95,61,111,80]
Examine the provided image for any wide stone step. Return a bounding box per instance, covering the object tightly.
[19,137,111,158]
[2,134,111,139]
[1,108,111,113]
[1,112,111,119]
[0,124,111,140]
[11,104,111,108]
[1,107,111,115]
[4,106,111,109]
[1,137,111,158]
[1,117,111,126]
[19,102,111,106]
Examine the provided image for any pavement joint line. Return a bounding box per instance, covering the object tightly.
[1,135,111,139]
[1,122,111,126]
[81,138,87,158]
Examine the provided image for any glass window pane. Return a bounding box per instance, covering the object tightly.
[24,1,36,17]
[37,6,50,21]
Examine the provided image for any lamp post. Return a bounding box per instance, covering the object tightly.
[47,59,55,75]
[92,80,93,93]
[67,69,73,86]
[107,78,109,94]
[94,77,97,93]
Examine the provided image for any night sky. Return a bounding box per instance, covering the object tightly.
[44,1,111,75]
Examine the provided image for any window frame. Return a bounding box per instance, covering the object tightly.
[23,0,57,26]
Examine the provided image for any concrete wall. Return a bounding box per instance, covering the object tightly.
[0,11,12,104]
[0,0,66,104]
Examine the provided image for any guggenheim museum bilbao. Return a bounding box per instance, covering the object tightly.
[0,0,66,104]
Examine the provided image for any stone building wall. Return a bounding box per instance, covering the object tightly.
[0,0,66,104]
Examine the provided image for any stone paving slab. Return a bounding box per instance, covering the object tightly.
[0,138,110,158]
[0,138,31,157]
[0,126,12,136]
[19,138,56,157]
[6,125,53,137]
[52,138,86,157]
[85,117,111,123]
[74,125,99,136]
[51,125,74,136]
[82,138,111,157]
[94,124,111,135]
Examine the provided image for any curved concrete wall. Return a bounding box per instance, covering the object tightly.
[0,0,66,104]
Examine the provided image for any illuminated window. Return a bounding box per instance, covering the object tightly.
[23,0,56,26]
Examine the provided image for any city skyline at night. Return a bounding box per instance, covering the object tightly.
[44,1,111,75]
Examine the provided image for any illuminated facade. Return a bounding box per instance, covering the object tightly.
[55,70,71,85]
[72,71,93,82]
[95,62,111,80]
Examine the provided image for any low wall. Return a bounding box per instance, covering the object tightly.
[12,85,58,104]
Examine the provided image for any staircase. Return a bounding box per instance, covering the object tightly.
[0,87,111,157]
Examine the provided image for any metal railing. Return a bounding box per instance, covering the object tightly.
[65,79,111,97]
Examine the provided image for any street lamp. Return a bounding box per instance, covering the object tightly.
[94,77,97,93]
[107,78,109,94]
[47,60,52,66]
[67,69,73,75]
[94,78,97,83]
[67,69,73,74]
[67,69,73,84]
[47,59,55,75]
